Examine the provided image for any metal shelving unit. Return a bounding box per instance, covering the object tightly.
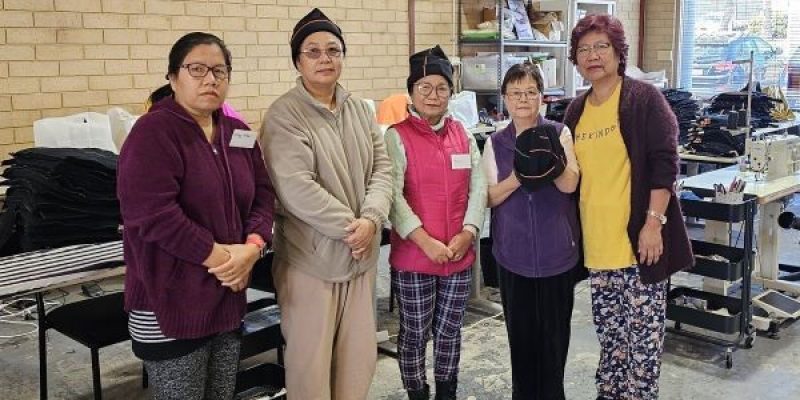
[460,38,569,48]
[457,1,617,113]
[568,0,616,94]
[457,0,574,114]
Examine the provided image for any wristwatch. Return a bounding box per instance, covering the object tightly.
[646,209,667,225]
[246,234,268,258]
[257,243,268,259]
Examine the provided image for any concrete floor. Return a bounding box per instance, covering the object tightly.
[2,210,800,399]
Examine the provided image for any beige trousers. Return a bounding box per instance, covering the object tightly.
[274,265,377,400]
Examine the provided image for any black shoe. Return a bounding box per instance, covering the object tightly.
[408,383,430,400]
[434,379,457,400]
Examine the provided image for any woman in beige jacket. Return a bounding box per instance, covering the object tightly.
[259,8,393,400]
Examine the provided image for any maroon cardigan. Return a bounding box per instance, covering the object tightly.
[563,77,694,284]
[118,97,275,338]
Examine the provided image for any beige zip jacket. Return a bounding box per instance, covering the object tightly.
[260,78,393,282]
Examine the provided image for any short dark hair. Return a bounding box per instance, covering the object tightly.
[501,62,544,95]
[148,32,232,105]
[568,14,628,76]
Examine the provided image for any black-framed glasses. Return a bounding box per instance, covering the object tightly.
[300,47,343,60]
[576,42,612,58]
[506,89,541,101]
[181,63,231,80]
[415,82,451,98]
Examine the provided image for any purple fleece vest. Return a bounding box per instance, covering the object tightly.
[490,116,580,278]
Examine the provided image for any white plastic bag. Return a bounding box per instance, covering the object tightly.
[107,107,139,152]
[449,91,479,129]
[33,112,117,153]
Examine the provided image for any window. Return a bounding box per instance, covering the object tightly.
[677,0,800,109]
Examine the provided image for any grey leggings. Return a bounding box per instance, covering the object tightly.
[144,332,241,400]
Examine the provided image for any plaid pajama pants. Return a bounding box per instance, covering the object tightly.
[392,267,472,391]
[590,265,667,400]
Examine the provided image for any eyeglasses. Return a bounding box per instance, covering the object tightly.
[300,47,344,60]
[576,42,612,58]
[181,63,231,80]
[505,89,541,101]
[415,82,451,98]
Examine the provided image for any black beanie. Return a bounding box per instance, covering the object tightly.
[407,45,454,93]
[290,8,346,68]
[514,124,567,191]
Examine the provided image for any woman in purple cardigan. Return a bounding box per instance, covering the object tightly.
[117,32,275,399]
[563,15,692,400]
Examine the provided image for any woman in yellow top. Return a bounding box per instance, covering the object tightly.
[563,15,693,400]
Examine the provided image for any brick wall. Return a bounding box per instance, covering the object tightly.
[642,0,677,82]
[616,0,640,68]
[0,0,645,161]
[0,0,463,160]
[413,0,457,55]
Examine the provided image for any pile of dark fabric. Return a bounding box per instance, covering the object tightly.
[0,148,121,255]
[707,84,779,129]
[684,114,746,157]
[661,89,698,145]
[545,98,574,123]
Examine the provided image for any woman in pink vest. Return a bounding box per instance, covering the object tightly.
[384,45,487,400]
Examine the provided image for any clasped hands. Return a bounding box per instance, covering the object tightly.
[344,218,377,261]
[416,229,475,265]
[207,243,260,293]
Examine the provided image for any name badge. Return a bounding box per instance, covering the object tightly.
[451,154,471,170]
[229,129,256,148]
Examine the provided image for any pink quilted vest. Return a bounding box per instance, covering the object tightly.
[389,114,475,276]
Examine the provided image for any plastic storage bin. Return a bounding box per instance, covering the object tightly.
[667,287,742,334]
[689,240,746,281]
[461,54,528,91]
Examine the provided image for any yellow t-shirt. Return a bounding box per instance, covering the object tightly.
[574,82,637,269]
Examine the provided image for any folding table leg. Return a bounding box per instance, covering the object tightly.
[36,292,48,400]
[91,348,102,400]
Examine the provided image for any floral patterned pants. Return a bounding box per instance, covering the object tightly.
[590,266,667,400]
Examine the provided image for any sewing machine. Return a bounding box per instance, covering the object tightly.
[747,133,800,180]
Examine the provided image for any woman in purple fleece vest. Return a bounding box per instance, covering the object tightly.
[480,62,582,399]
[117,32,275,399]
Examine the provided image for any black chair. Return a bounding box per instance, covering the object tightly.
[236,252,287,399]
[42,291,130,400]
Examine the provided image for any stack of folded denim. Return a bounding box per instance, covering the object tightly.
[707,86,778,129]
[0,147,121,255]
[684,114,746,158]
[660,89,698,145]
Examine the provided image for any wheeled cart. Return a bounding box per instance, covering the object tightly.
[667,191,756,368]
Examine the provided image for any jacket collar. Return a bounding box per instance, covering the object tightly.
[149,96,228,138]
[406,106,453,133]
[149,95,220,126]
[293,76,351,116]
